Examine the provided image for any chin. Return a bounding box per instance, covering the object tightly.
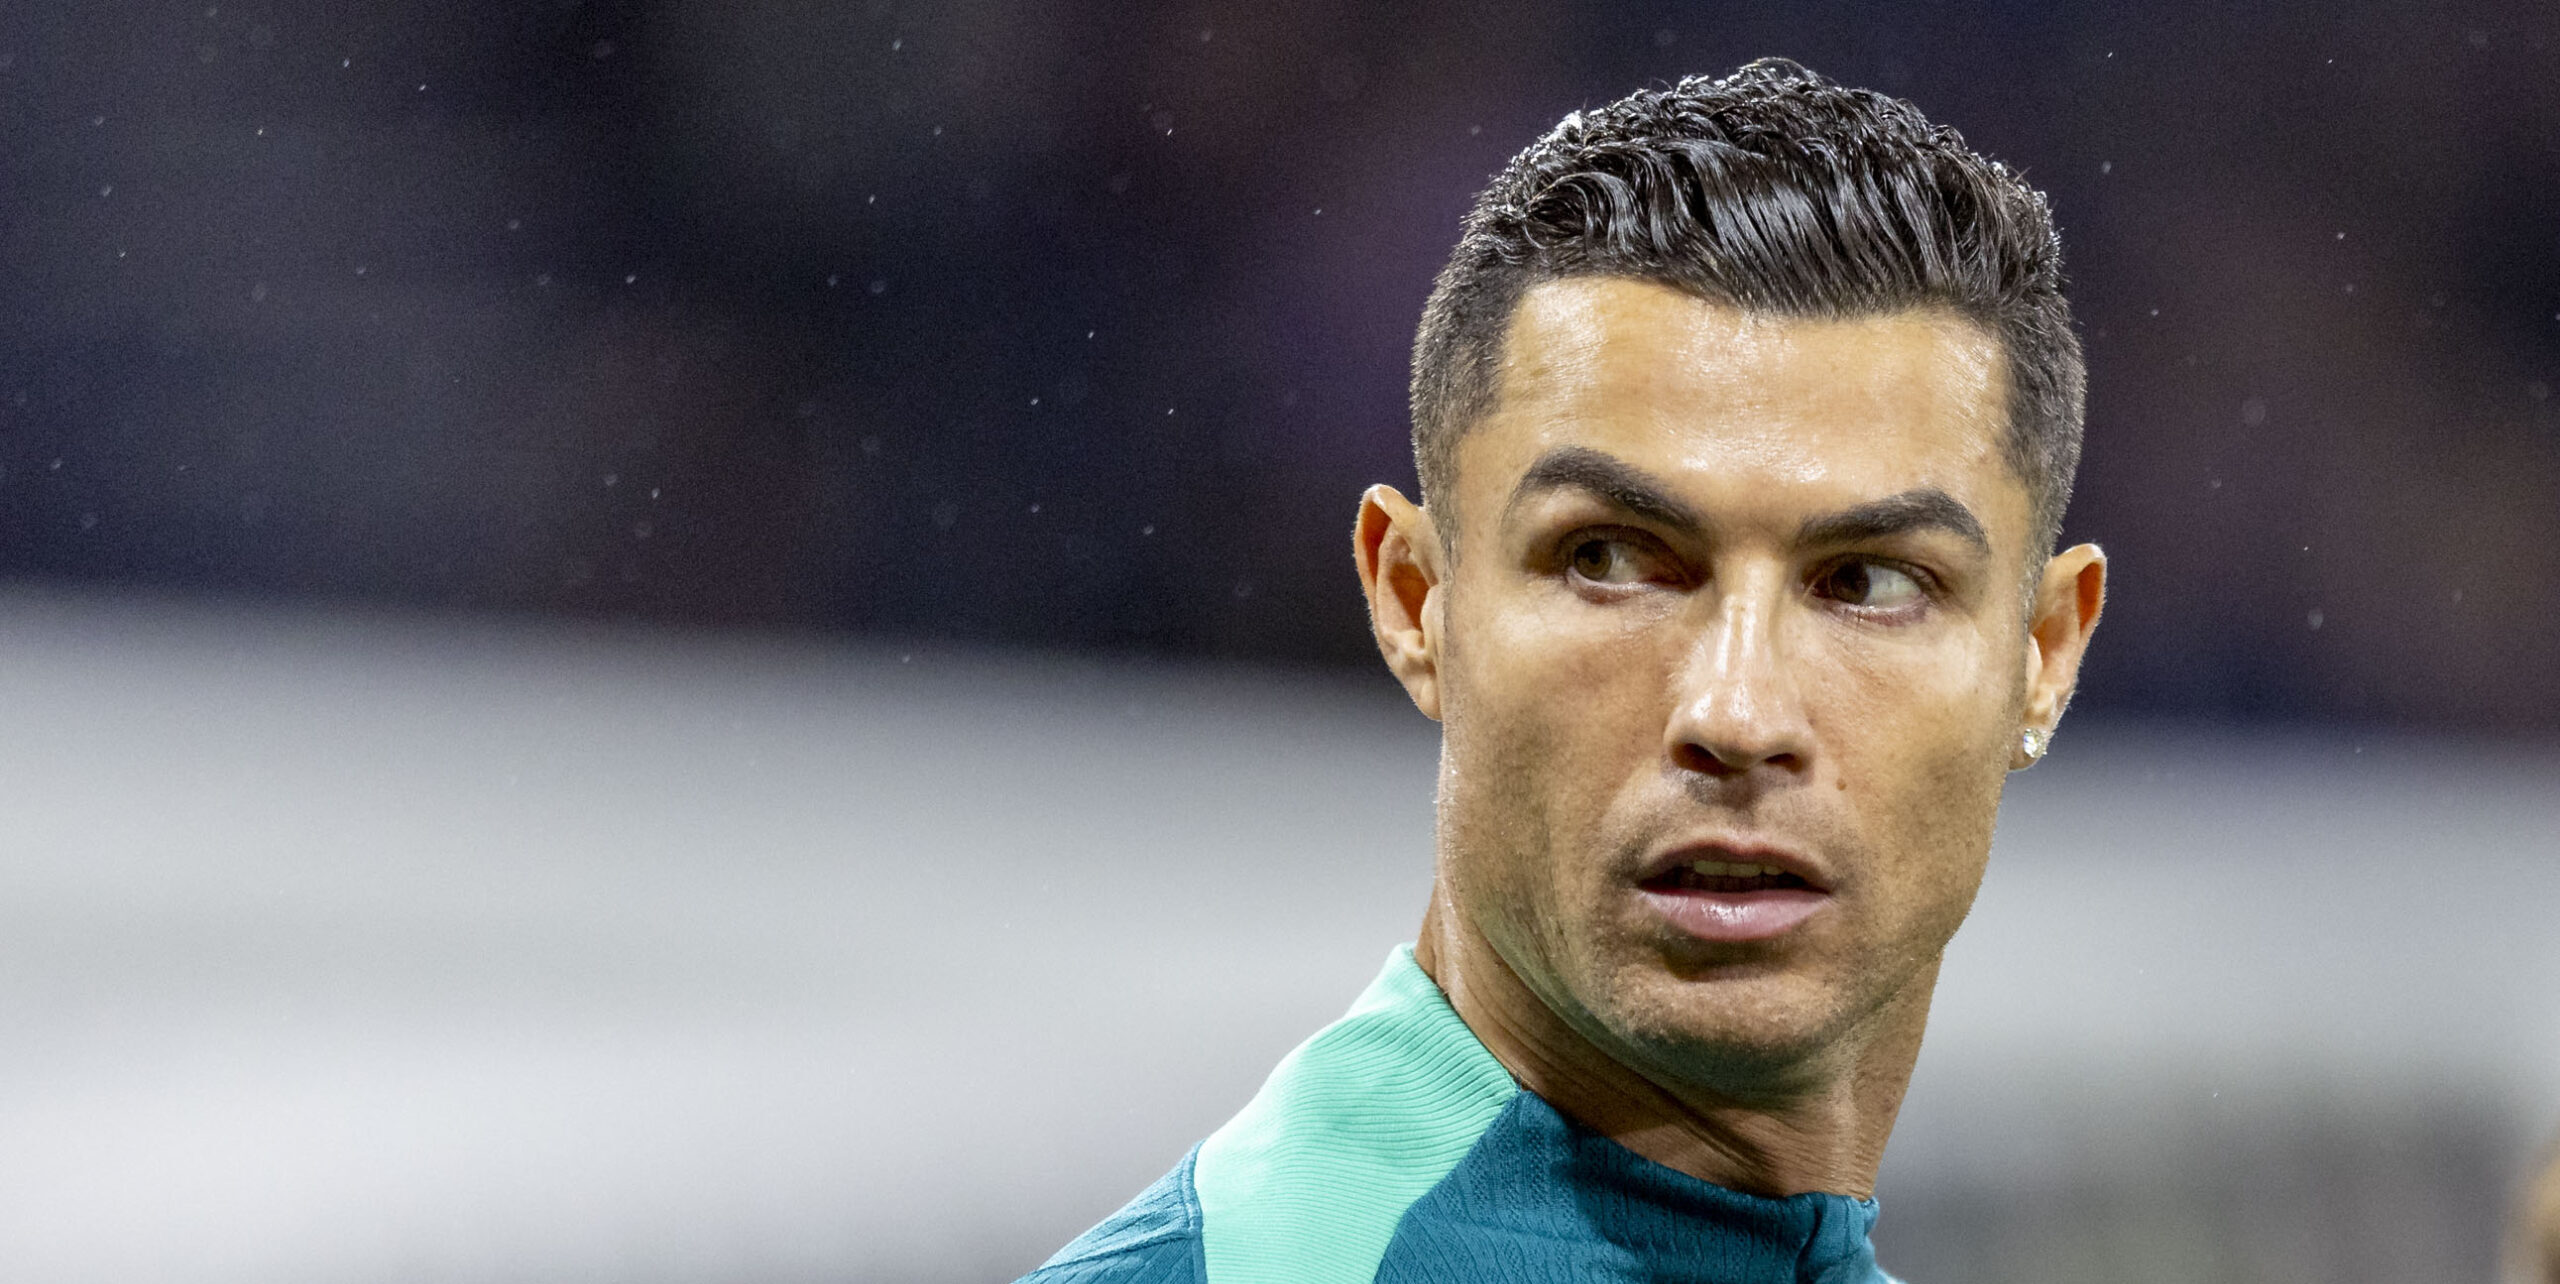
[1581,954,1862,1086]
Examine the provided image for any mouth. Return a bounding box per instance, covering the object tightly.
[1640,858,1817,896]
[1633,847,1832,944]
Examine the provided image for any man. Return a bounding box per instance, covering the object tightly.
[1022,59,2104,1283]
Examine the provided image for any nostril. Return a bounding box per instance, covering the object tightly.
[1671,740,1743,776]
[1671,739,1803,776]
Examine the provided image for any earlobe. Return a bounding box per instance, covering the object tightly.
[1355,485,1446,721]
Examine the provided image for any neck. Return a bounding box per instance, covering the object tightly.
[1414,900,1928,1200]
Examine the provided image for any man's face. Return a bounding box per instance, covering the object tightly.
[1426,277,2045,1086]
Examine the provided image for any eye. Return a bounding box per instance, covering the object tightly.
[1567,536,1654,586]
[1817,559,1926,610]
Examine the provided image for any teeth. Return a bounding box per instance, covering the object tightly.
[1688,860,1782,879]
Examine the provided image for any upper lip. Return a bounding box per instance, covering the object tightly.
[1635,837,1835,894]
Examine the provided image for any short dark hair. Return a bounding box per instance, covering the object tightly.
[1410,59,2083,549]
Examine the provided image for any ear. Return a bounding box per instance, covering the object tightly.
[1354,484,1448,721]
[2018,543,2107,744]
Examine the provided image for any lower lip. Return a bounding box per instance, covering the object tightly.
[1637,887,1830,942]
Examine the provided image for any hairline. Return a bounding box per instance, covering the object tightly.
[1428,270,2053,581]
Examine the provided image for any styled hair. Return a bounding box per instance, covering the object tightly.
[1410,58,2084,548]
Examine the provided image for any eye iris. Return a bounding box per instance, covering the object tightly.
[1833,562,1919,607]
[1572,541,1619,582]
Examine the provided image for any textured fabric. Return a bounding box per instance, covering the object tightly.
[1019,1146,1206,1284]
[1375,1092,1890,1284]
[1193,944,1522,1284]
[1017,945,1901,1284]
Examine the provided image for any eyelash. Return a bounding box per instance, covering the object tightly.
[1552,532,1944,613]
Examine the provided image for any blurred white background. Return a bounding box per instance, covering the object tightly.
[2,587,2552,1283]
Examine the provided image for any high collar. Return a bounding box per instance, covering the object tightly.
[1378,1088,1885,1283]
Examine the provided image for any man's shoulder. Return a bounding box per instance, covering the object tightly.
[1022,946,1520,1284]
[1015,1147,1206,1284]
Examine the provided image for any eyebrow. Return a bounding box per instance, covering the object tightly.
[1504,445,1990,553]
[1505,446,1703,532]
[1796,489,1989,553]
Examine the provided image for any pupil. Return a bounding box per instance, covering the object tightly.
[1574,542,1613,579]
[1835,563,1871,602]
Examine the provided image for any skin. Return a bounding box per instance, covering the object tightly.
[1353,276,2106,1198]
[2519,1137,2560,1284]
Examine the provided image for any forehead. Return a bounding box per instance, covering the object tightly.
[1461,276,2020,531]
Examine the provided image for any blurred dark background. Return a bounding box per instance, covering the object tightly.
[4,0,2557,725]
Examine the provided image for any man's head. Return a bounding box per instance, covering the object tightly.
[1356,62,2106,1112]
[1412,57,2083,555]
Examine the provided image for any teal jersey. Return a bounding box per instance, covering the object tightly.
[1021,946,1898,1284]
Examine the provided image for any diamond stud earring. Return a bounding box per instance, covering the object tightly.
[2018,727,2048,765]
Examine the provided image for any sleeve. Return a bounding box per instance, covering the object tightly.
[1015,1146,1208,1284]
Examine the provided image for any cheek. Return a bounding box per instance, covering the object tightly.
[1809,626,2015,932]
[1436,592,1669,933]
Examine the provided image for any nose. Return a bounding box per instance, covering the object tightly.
[1663,571,1815,779]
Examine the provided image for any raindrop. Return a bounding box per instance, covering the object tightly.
[2099,161,2112,174]
[2306,609,2325,631]
[602,472,618,488]
[2240,397,2267,426]
[624,273,638,285]
[534,273,551,286]
[78,512,98,530]
[827,274,840,287]
[1028,396,1040,405]
[96,184,112,197]
[891,38,903,51]
[867,279,887,295]
[1140,524,1156,536]
[649,488,660,499]
[1029,503,1042,514]
[631,521,651,539]
[248,282,269,302]
[507,218,521,231]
